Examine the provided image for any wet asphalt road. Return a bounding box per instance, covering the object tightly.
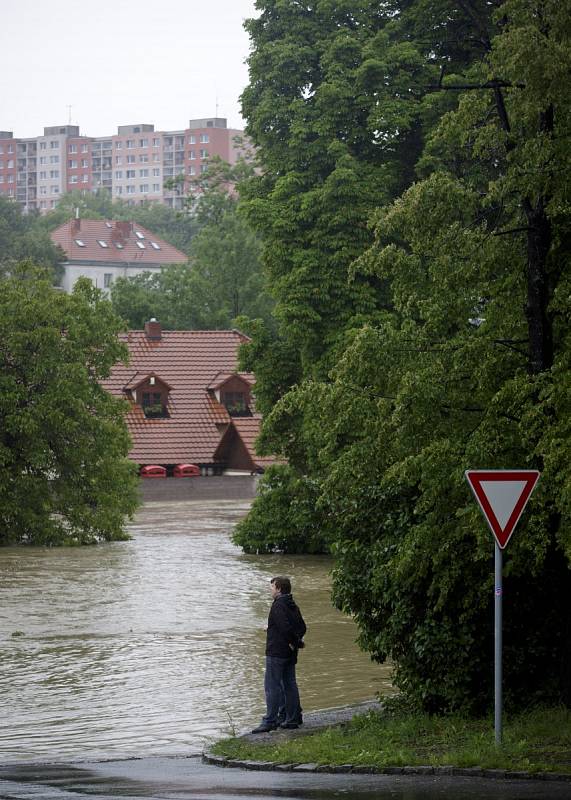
[0,756,570,800]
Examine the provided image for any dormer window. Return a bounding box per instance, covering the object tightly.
[222,391,250,417]
[142,391,167,418]
[130,373,172,418]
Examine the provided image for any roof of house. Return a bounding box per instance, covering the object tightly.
[51,219,188,265]
[231,418,279,469]
[101,327,269,466]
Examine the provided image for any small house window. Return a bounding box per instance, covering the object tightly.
[223,391,250,416]
[142,391,167,418]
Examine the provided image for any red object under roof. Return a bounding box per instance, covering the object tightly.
[102,326,272,469]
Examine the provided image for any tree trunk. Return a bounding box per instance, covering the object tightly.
[524,198,553,374]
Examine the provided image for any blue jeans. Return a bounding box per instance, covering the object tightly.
[262,655,301,725]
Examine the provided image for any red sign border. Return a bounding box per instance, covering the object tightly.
[465,470,540,549]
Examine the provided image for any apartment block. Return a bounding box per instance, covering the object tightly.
[0,118,247,214]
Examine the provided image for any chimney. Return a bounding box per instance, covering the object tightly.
[144,318,162,341]
[72,217,80,233]
[114,220,132,239]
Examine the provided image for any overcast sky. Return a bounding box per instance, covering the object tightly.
[0,0,257,139]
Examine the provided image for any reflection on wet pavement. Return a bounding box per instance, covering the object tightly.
[0,500,390,764]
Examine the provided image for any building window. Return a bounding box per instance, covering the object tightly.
[68,160,77,168]
[136,240,145,249]
[81,143,89,153]
[152,153,160,163]
[7,159,14,168]
[200,149,208,158]
[139,139,148,147]
[200,134,209,143]
[126,139,134,148]
[51,186,59,194]
[151,167,159,177]
[139,154,148,163]
[97,240,109,248]
[115,170,123,179]
[200,164,208,173]
[139,168,149,177]
[82,174,88,183]
[115,141,122,149]
[223,391,249,416]
[150,241,161,250]
[50,155,59,164]
[126,169,135,178]
[142,391,166,418]
[151,184,161,192]
[50,140,59,149]
[103,273,113,288]
[140,184,149,193]
[49,170,59,178]
[39,171,47,179]
[115,156,122,165]
[152,138,160,147]
[115,186,123,195]
[68,144,77,153]
[39,142,47,150]
[127,155,135,164]
[81,159,88,167]
[188,150,195,159]
[39,156,47,165]
[189,166,196,175]
[39,186,47,195]
[126,185,135,194]
[70,175,78,184]
[188,135,196,144]
[75,239,85,247]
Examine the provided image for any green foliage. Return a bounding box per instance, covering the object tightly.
[0,266,139,545]
[110,158,274,330]
[232,465,329,554]
[237,0,571,714]
[0,197,64,280]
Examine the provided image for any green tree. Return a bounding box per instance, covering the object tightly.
[0,197,64,280]
[238,0,571,712]
[111,158,274,330]
[0,266,139,546]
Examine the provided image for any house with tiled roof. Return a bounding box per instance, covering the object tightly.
[51,218,188,294]
[101,319,275,474]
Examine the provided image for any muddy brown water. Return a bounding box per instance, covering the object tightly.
[0,500,392,763]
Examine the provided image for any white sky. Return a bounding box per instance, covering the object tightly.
[0,0,257,138]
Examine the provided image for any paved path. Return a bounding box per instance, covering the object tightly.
[1,755,571,800]
[1,702,569,799]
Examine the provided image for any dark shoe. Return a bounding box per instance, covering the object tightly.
[251,723,277,734]
[279,721,300,729]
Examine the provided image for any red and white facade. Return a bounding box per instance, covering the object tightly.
[0,118,247,214]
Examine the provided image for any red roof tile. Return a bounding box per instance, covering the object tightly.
[102,328,257,465]
[51,219,188,265]
[231,417,281,469]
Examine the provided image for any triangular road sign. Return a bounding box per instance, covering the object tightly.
[465,470,540,549]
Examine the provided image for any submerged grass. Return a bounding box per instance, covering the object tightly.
[212,706,571,774]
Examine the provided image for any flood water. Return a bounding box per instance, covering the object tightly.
[0,500,392,764]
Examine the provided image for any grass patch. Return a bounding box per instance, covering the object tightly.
[212,706,571,774]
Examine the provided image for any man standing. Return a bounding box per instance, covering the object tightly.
[252,576,306,733]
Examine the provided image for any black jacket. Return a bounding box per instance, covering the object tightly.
[265,593,307,659]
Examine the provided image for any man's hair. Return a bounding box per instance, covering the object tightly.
[271,576,291,594]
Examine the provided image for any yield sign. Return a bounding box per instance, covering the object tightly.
[465,470,540,549]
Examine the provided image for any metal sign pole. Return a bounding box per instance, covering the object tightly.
[494,542,503,745]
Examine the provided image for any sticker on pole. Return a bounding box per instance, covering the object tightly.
[465,470,540,549]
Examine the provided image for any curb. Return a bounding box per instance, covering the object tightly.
[201,752,571,783]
